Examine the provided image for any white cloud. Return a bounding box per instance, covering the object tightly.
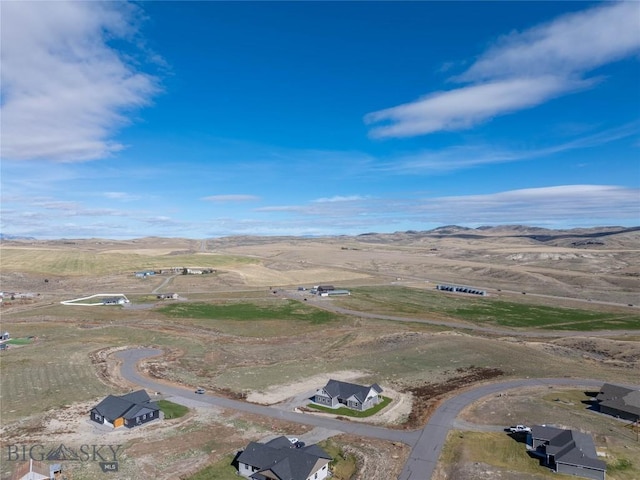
[104,192,141,201]
[418,185,640,224]
[365,76,587,138]
[0,1,159,162]
[366,2,640,138]
[380,122,640,173]
[202,194,261,202]
[313,195,367,203]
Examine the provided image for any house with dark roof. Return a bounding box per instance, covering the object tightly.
[527,425,606,480]
[90,390,160,428]
[596,383,640,422]
[313,379,383,411]
[236,436,331,480]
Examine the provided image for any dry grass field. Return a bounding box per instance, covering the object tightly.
[1,226,639,479]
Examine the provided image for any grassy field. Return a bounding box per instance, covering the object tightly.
[158,400,189,419]
[334,286,640,330]
[186,454,239,480]
[0,247,257,275]
[158,300,338,325]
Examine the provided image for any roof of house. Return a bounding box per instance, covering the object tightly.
[531,425,606,471]
[321,379,383,403]
[596,383,640,417]
[237,436,331,480]
[92,389,158,422]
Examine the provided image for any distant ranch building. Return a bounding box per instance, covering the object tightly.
[135,270,156,278]
[102,297,127,305]
[319,289,350,297]
[312,285,351,296]
[437,284,486,296]
[157,293,179,300]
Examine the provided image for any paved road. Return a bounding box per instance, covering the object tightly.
[116,348,627,480]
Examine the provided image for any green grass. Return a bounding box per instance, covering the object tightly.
[609,458,633,472]
[158,299,338,325]
[338,286,640,330]
[451,300,640,330]
[307,396,392,417]
[319,440,357,480]
[5,337,32,345]
[186,454,238,480]
[157,400,189,419]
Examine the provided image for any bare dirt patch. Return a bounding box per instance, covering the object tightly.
[246,370,368,404]
[402,366,504,429]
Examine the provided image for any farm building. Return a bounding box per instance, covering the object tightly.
[237,436,331,480]
[315,285,335,293]
[134,270,156,278]
[437,284,486,296]
[596,383,640,422]
[90,390,160,429]
[527,425,606,480]
[102,297,126,305]
[156,293,179,300]
[319,289,350,297]
[313,379,383,411]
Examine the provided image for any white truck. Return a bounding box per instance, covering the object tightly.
[509,425,531,433]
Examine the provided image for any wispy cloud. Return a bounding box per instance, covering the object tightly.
[366,2,640,138]
[0,1,160,162]
[103,192,141,201]
[417,185,640,225]
[381,122,640,173]
[202,194,261,202]
[313,195,368,203]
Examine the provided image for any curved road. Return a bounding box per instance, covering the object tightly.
[117,348,618,480]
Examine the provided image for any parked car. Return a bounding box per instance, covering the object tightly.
[195,388,205,394]
[509,425,531,433]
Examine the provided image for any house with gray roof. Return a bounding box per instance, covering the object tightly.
[236,436,331,480]
[313,379,383,411]
[596,383,640,422]
[527,425,606,480]
[90,390,160,428]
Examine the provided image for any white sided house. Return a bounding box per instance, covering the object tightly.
[313,379,383,412]
[237,436,331,480]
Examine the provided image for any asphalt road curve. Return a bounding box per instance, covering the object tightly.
[117,348,612,480]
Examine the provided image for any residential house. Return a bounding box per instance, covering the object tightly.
[527,425,606,480]
[313,379,383,411]
[156,293,179,300]
[596,383,640,422]
[237,436,331,480]
[90,390,160,428]
[10,460,62,480]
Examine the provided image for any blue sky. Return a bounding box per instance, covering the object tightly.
[1,1,639,239]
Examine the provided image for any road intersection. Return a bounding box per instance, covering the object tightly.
[117,348,610,480]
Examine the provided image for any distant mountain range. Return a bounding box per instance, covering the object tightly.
[1,226,638,245]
